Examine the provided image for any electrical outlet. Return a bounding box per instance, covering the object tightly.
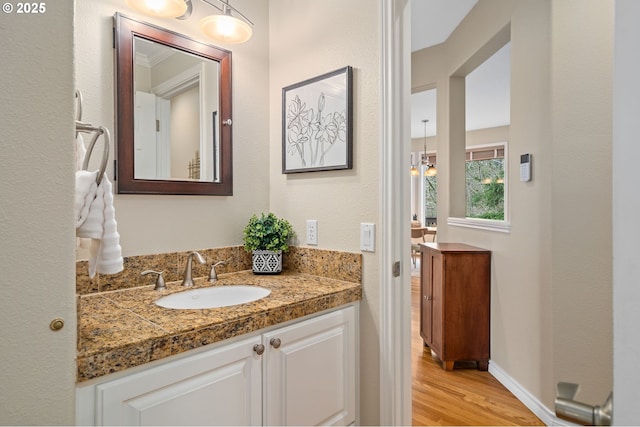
[306,220,318,245]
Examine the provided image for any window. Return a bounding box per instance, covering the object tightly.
[424,169,437,226]
[419,145,505,226]
[465,146,505,220]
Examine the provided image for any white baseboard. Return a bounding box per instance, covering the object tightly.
[488,361,580,426]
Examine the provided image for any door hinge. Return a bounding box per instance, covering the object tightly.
[392,261,401,277]
[156,119,160,132]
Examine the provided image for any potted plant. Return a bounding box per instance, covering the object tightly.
[243,213,295,274]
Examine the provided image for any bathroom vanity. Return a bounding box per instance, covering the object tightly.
[76,270,361,426]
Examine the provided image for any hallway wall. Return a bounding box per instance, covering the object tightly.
[412,0,613,409]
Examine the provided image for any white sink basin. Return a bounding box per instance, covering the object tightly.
[155,285,271,309]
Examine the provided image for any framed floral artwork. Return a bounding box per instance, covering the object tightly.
[282,66,353,173]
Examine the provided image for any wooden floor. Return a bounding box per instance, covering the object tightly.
[411,275,544,426]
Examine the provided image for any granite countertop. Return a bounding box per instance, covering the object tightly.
[77,270,362,382]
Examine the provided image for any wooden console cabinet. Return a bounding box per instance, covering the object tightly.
[420,243,491,371]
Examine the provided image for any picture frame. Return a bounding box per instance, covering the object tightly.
[282,66,353,173]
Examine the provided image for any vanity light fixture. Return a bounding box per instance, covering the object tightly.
[125,0,253,44]
[125,0,189,18]
[199,0,253,44]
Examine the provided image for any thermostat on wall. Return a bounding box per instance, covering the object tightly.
[520,153,532,182]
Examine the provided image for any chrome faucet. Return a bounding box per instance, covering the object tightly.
[182,251,206,287]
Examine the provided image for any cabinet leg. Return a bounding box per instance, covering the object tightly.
[477,360,489,371]
[443,361,454,371]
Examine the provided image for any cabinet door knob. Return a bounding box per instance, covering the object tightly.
[425,295,432,301]
[253,344,265,355]
[270,338,281,348]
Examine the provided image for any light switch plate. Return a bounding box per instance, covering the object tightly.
[360,223,375,252]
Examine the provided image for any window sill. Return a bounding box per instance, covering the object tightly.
[447,217,511,233]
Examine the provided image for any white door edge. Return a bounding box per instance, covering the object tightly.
[379,0,412,425]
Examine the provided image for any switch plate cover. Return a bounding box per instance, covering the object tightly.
[360,223,375,252]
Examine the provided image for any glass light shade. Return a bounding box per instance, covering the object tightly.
[425,166,437,177]
[200,13,253,44]
[126,0,188,18]
[410,166,419,176]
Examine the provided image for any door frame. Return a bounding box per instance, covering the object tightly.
[379,0,412,425]
[381,0,640,424]
[613,0,640,423]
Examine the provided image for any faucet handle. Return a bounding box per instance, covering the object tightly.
[209,260,227,282]
[142,270,166,291]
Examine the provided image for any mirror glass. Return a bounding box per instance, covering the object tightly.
[115,13,233,195]
[133,37,220,182]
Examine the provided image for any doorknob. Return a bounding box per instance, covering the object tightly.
[555,382,612,425]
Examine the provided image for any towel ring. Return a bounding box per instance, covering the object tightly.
[75,90,83,138]
[75,90,83,121]
[76,120,110,185]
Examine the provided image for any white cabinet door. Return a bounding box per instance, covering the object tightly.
[263,306,356,426]
[95,336,262,426]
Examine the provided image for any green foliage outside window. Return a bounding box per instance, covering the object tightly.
[465,159,505,220]
[424,175,437,220]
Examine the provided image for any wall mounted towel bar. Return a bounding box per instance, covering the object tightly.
[76,120,110,186]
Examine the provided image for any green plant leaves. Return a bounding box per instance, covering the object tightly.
[243,213,295,252]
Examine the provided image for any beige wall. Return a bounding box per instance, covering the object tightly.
[412,0,612,409]
[550,0,613,406]
[0,2,77,424]
[410,125,509,154]
[268,0,381,423]
[75,0,270,257]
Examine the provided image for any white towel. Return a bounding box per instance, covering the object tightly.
[76,134,91,248]
[76,173,124,278]
[75,170,98,228]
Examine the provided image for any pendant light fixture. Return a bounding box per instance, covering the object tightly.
[125,0,253,44]
[420,119,437,177]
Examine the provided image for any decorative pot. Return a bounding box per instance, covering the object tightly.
[252,250,283,274]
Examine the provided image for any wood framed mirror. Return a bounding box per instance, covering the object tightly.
[114,13,232,195]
